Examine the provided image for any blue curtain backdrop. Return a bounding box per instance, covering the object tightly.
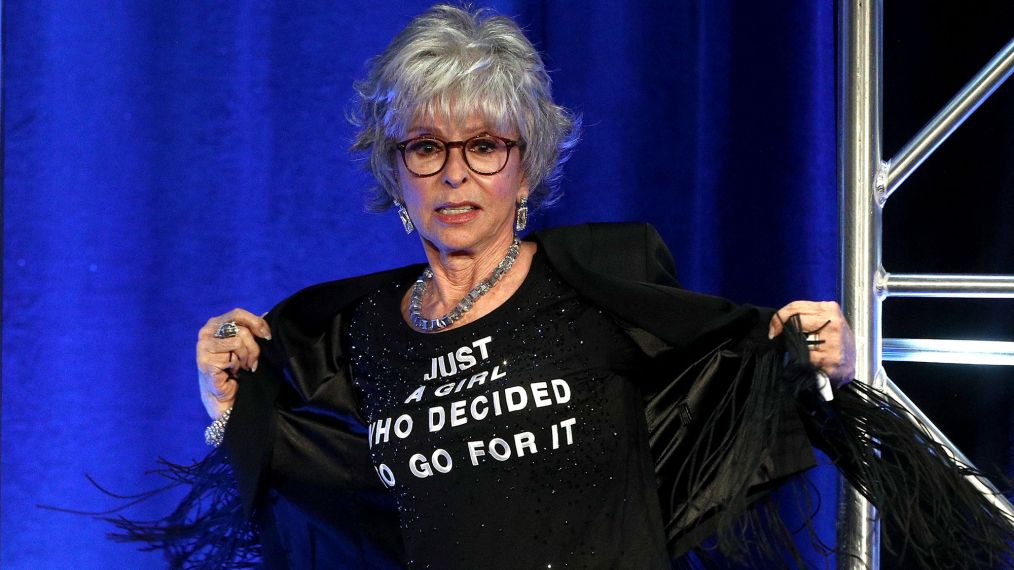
[2,1,836,567]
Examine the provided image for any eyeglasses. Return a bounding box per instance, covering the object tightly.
[395,134,524,177]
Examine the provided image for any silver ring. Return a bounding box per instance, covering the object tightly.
[805,332,821,349]
[214,321,239,339]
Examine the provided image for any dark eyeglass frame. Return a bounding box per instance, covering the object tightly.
[395,133,525,177]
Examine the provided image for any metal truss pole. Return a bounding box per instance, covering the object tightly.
[885,36,1014,199]
[837,0,882,568]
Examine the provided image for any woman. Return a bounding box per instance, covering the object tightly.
[165,5,1007,569]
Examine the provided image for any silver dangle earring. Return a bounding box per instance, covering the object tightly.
[514,196,528,232]
[397,202,414,234]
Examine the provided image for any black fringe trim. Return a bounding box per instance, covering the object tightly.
[660,317,1014,568]
[791,322,1014,569]
[808,379,1014,568]
[44,447,260,569]
[656,327,828,567]
[673,476,835,569]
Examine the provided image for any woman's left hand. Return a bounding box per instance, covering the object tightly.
[768,300,856,388]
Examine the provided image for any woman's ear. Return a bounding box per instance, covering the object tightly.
[517,171,530,201]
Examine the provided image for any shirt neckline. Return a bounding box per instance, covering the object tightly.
[397,246,546,339]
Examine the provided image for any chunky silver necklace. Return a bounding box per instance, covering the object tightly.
[409,237,521,332]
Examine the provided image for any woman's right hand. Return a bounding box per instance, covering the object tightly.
[197,308,272,419]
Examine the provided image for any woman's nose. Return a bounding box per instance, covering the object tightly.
[442,147,469,187]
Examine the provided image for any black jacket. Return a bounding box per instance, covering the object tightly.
[222,222,819,567]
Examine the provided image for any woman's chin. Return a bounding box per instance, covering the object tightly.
[422,226,512,257]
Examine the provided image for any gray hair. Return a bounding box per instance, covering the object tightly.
[351,4,581,211]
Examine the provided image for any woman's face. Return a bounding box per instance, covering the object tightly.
[397,114,527,258]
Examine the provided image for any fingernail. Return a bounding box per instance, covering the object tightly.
[252,360,259,373]
[767,330,774,340]
[262,329,272,340]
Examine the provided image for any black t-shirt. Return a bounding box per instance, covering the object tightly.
[346,250,670,569]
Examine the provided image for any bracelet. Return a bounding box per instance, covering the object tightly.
[204,407,233,447]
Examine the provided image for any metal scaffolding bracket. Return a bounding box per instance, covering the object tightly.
[885,273,1014,298]
[884,36,1014,201]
